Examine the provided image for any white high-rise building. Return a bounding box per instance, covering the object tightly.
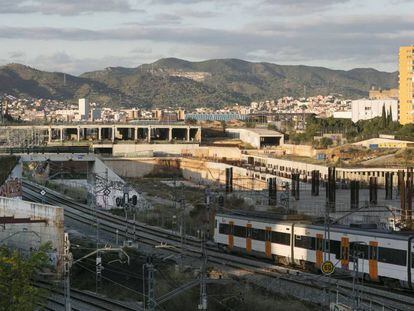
[79,98,89,121]
[351,99,398,123]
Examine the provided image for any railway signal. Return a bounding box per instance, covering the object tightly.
[321,260,335,275]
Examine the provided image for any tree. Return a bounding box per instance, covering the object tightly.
[0,243,52,311]
[381,105,387,128]
[387,108,393,126]
[318,137,333,149]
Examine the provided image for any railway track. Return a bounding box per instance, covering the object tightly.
[22,180,414,310]
[35,280,140,311]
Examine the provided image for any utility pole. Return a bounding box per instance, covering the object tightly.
[180,194,185,271]
[351,243,365,310]
[143,256,156,311]
[63,233,72,311]
[198,231,208,310]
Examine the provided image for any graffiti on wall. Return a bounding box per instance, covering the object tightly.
[0,178,22,197]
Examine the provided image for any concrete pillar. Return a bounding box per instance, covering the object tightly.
[134,127,138,141]
[48,128,52,143]
[187,127,190,142]
[77,127,80,142]
[60,128,63,142]
[195,128,201,142]
[169,127,173,142]
[147,127,151,143]
[112,126,115,142]
[98,127,102,141]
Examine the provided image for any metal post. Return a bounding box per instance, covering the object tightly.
[143,256,156,311]
[198,231,208,310]
[225,167,233,193]
[180,196,185,271]
[63,233,71,311]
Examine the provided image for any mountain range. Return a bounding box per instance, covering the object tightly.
[0,58,398,109]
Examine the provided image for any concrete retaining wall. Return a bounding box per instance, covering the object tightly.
[112,144,200,157]
[0,197,64,272]
[92,157,147,209]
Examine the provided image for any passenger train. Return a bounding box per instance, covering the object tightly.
[214,212,414,288]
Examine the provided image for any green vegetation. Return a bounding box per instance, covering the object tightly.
[0,58,397,108]
[0,243,52,311]
[0,156,18,185]
[316,137,333,149]
[289,114,414,146]
[45,181,88,203]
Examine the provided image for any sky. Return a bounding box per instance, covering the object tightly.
[0,0,413,75]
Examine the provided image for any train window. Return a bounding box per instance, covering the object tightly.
[252,228,265,241]
[378,248,407,266]
[412,253,414,268]
[329,240,341,259]
[294,235,315,250]
[272,232,290,245]
[234,225,246,238]
[215,220,218,228]
[350,243,368,260]
[219,223,229,235]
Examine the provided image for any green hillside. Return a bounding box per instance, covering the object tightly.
[0,58,398,108]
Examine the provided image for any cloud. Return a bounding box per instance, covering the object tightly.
[0,10,410,71]
[174,8,219,18]
[28,52,140,74]
[130,47,153,54]
[0,0,139,16]
[8,51,26,59]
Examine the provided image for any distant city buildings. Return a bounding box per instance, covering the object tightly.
[399,45,414,125]
[369,87,398,100]
[78,98,89,121]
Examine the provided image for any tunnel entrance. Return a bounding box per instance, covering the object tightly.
[260,136,281,148]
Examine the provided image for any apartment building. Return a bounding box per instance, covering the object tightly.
[399,46,414,124]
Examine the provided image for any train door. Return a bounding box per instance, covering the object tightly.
[316,234,324,268]
[341,237,349,269]
[246,224,252,254]
[369,241,379,281]
[265,227,272,258]
[228,221,234,250]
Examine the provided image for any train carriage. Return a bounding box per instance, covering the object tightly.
[214,213,414,287]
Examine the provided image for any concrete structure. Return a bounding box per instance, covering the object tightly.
[352,137,414,149]
[242,153,401,186]
[185,112,248,121]
[350,99,398,123]
[0,124,202,145]
[91,108,102,121]
[369,88,398,100]
[0,197,65,272]
[226,128,284,149]
[399,46,414,124]
[91,157,146,209]
[177,109,185,121]
[78,98,89,121]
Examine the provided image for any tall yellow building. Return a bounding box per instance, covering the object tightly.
[399,46,414,124]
